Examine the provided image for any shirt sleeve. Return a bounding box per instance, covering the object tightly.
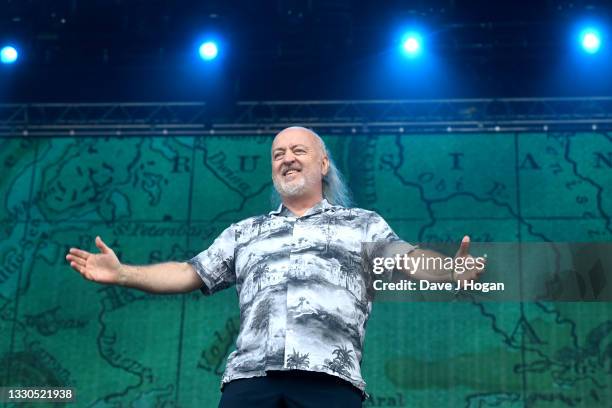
[364,212,418,281]
[187,224,237,296]
[365,211,402,243]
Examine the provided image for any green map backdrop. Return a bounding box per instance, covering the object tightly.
[1,132,611,407]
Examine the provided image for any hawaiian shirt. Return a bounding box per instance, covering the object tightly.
[187,199,414,395]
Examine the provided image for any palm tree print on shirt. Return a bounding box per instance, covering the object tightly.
[286,349,310,369]
[323,344,355,377]
[252,264,269,291]
[250,297,273,333]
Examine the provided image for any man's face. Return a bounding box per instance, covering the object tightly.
[271,128,329,200]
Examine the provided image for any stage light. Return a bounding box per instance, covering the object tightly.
[580,29,601,54]
[0,46,18,64]
[401,32,422,57]
[199,41,218,60]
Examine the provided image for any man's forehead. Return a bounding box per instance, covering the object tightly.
[271,128,319,149]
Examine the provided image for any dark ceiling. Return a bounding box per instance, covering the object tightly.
[1,0,611,102]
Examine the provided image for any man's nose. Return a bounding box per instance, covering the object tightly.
[282,151,296,163]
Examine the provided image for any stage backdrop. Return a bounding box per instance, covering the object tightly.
[1,132,611,407]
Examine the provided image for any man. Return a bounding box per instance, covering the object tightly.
[66,126,485,407]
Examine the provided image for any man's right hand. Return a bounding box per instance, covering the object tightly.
[66,237,202,293]
[66,236,124,285]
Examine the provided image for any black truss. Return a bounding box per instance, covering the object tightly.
[1,98,612,137]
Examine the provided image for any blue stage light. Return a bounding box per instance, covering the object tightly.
[0,46,18,64]
[199,41,218,60]
[580,29,601,54]
[401,32,422,57]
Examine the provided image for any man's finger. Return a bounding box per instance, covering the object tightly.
[70,262,85,275]
[456,235,470,257]
[66,254,86,267]
[79,265,93,280]
[69,247,90,260]
[95,236,113,255]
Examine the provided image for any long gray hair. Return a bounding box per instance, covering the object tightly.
[271,127,352,208]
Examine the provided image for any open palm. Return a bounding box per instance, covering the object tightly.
[66,236,123,285]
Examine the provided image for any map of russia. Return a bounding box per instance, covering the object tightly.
[0,131,610,407]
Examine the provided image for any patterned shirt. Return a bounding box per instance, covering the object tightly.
[187,199,414,396]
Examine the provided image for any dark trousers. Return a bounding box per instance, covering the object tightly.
[218,370,363,408]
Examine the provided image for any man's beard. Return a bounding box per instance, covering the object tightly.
[273,173,307,197]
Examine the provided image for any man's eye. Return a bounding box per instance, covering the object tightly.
[274,153,283,160]
[294,149,305,154]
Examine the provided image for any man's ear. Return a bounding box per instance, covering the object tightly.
[321,155,330,176]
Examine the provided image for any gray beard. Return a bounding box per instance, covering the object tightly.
[273,175,306,197]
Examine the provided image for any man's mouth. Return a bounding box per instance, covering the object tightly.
[283,169,300,176]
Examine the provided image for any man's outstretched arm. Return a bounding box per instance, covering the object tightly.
[66,236,203,294]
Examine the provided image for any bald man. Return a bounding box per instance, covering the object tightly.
[67,127,484,407]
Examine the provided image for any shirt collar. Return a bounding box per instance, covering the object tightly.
[269,198,334,217]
